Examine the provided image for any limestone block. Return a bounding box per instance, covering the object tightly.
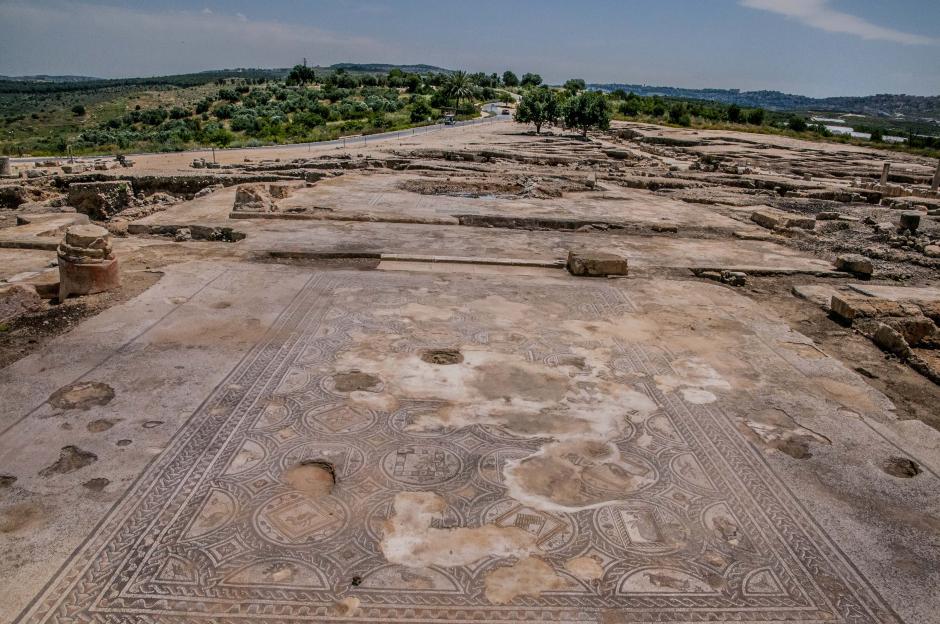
[750,211,781,229]
[750,209,815,231]
[830,295,858,321]
[566,251,628,277]
[835,254,873,277]
[873,323,909,356]
[884,316,937,347]
[0,283,43,323]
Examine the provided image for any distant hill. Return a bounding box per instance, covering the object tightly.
[0,64,453,93]
[326,63,453,74]
[0,69,289,94]
[0,74,101,82]
[590,83,940,121]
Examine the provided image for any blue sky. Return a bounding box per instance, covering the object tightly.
[0,0,937,97]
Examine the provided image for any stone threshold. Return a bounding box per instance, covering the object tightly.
[265,249,564,268]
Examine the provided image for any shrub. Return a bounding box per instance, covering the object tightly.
[139,108,168,126]
[71,104,86,116]
[195,98,213,114]
[213,104,236,120]
[788,115,808,132]
[410,98,432,123]
[668,103,687,125]
[746,108,765,125]
[293,111,325,129]
[618,100,640,116]
[218,88,240,103]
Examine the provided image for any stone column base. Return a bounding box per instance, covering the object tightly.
[58,257,120,300]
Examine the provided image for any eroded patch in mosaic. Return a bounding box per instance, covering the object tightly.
[17,273,899,623]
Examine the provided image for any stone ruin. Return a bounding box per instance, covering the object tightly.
[191,157,221,170]
[232,184,293,212]
[67,181,133,220]
[57,224,120,300]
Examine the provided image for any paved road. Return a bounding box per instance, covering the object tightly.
[9,106,514,165]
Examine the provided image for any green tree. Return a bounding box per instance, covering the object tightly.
[564,78,586,94]
[869,128,884,142]
[502,70,519,87]
[727,103,742,123]
[520,72,543,87]
[562,91,610,136]
[444,71,475,111]
[404,73,422,93]
[71,104,86,116]
[287,65,317,85]
[515,87,560,134]
[207,126,233,147]
[746,108,765,125]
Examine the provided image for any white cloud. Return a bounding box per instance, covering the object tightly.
[741,0,936,45]
[0,1,399,77]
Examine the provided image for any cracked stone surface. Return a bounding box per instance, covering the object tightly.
[1,121,939,624]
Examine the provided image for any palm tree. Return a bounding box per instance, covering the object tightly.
[445,71,474,111]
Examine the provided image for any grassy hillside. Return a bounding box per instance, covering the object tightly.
[0,67,498,156]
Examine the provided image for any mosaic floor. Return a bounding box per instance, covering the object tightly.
[17,271,898,623]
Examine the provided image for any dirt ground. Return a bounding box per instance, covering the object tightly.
[1,119,939,624]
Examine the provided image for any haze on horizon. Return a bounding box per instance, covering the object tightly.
[0,0,937,98]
